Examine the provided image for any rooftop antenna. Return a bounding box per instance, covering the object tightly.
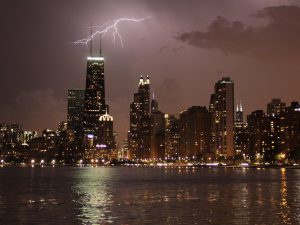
[90,24,93,56]
[100,33,102,56]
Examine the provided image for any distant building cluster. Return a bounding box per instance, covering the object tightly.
[1,49,300,165]
[126,77,300,164]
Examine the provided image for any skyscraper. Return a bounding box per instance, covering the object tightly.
[83,56,107,139]
[210,77,234,158]
[234,100,248,157]
[150,110,165,160]
[67,89,85,150]
[179,106,211,158]
[164,114,180,159]
[280,102,300,156]
[98,111,115,151]
[128,75,151,159]
[247,110,274,162]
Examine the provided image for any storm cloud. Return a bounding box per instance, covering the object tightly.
[176,5,300,59]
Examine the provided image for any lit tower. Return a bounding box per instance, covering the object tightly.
[98,110,115,151]
[234,100,248,157]
[209,77,234,158]
[83,32,108,141]
[128,75,151,159]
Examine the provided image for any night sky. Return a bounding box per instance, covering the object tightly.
[1,0,300,143]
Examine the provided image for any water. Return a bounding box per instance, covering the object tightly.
[0,167,300,225]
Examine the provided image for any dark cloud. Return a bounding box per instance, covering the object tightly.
[176,5,300,59]
[158,46,184,53]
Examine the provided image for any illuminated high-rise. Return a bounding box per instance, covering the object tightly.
[164,115,180,159]
[128,75,151,159]
[280,102,300,156]
[210,77,234,158]
[98,111,115,151]
[83,56,108,139]
[234,100,248,157]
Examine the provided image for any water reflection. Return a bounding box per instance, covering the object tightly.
[1,167,300,224]
[279,168,292,225]
[72,168,115,224]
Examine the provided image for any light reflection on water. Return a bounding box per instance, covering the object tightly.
[279,168,291,225]
[0,167,300,224]
[72,168,116,224]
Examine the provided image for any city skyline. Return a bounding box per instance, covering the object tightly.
[1,1,300,143]
[2,2,300,225]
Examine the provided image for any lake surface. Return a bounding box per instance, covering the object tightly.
[0,166,300,225]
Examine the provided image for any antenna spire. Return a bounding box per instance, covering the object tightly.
[100,33,102,56]
[90,24,93,56]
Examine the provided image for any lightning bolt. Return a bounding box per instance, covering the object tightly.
[74,17,149,48]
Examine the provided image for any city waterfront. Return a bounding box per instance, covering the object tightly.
[0,167,300,224]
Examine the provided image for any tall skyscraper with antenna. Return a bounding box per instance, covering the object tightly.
[83,30,108,141]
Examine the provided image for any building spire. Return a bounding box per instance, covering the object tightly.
[99,33,102,56]
[90,24,93,56]
[240,100,243,112]
[145,75,150,85]
[139,75,144,86]
[236,100,243,112]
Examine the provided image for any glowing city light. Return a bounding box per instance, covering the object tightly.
[87,56,104,61]
[87,134,94,139]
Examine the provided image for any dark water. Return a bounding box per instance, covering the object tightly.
[0,167,300,225]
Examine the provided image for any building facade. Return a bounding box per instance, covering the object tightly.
[164,115,180,159]
[128,76,151,159]
[83,56,107,139]
[67,89,85,155]
[210,77,234,158]
[179,106,211,159]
